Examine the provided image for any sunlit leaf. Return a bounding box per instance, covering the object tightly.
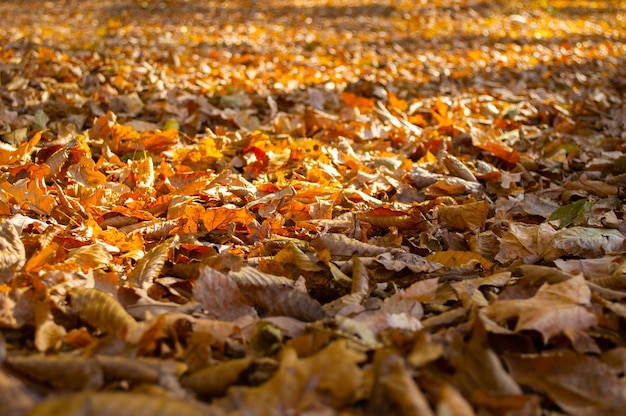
[127,236,178,288]
[274,242,322,272]
[437,200,489,232]
[65,243,112,271]
[219,340,365,412]
[70,288,138,341]
[427,250,493,270]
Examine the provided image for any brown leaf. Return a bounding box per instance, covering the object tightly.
[505,350,626,415]
[313,233,402,258]
[181,358,254,397]
[495,222,563,264]
[447,320,522,401]
[0,220,25,283]
[219,340,365,413]
[29,391,222,416]
[7,354,103,390]
[229,267,326,322]
[193,266,257,321]
[482,273,597,342]
[367,351,434,416]
[437,200,489,232]
[0,369,34,416]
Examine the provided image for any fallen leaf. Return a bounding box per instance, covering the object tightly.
[482,273,597,343]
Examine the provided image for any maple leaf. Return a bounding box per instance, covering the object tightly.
[482,273,597,343]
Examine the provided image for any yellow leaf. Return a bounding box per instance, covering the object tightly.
[427,250,493,270]
[70,288,138,341]
[437,200,489,231]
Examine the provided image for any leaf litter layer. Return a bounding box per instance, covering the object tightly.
[0,0,625,414]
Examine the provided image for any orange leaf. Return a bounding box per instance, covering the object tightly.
[139,129,179,154]
[341,92,375,112]
[201,207,255,232]
[426,250,493,270]
[470,127,520,164]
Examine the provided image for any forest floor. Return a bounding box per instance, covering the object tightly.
[1,0,626,415]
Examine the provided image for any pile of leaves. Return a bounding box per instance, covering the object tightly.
[1,0,626,414]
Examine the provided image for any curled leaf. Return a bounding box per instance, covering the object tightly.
[65,243,112,271]
[70,288,138,341]
[274,242,322,272]
[313,233,403,258]
[127,236,178,287]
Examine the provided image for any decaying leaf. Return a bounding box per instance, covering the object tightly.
[553,227,625,258]
[495,222,563,264]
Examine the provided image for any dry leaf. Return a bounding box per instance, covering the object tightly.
[505,351,626,415]
[29,392,222,416]
[437,200,489,232]
[193,266,257,321]
[482,273,597,342]
[0,220,25,283]
[7,354,103,390]
[70,288,139,342]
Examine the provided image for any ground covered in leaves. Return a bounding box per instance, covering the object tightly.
[1,0,626,414]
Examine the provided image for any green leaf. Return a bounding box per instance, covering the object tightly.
[549,199,590,228]
[162,118,180,131]
[33,109,49,131]
[120,150,148,162]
